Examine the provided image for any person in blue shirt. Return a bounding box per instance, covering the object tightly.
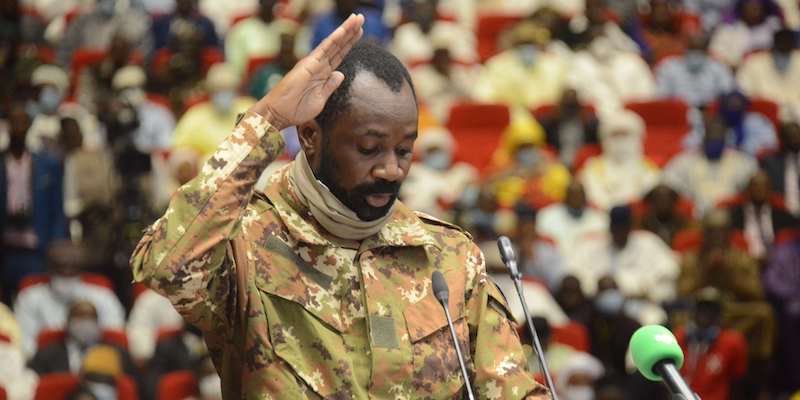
[311,0,390,48]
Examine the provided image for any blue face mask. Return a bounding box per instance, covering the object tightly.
[424,151,451,171]
[39,86,63,114]
[516,148,540,168]
[684,51,706,73]
[517,44,538,67]
[703,138,726,161]
[211,90,236,113]
[773,52,791,73]
[595,289,624,315]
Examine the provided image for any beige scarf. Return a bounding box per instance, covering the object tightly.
[288,151,394,240]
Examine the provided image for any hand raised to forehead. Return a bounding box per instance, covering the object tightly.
[250,13,365,130]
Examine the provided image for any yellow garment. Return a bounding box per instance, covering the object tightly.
[490,106,545,169]
[492,161,570,207]
[0,303,21,349]
[173,97,256,157]
[473,48,567,109]
[82,345,122,378]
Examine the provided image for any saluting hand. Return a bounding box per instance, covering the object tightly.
[250,13,365,131]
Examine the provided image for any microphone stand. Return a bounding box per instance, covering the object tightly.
[498,236,559,400]
[432,271,476,400]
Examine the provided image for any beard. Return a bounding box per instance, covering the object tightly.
[315,143,401,221]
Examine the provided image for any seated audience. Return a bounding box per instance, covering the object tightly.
[0,301,21,348]
[66,345,129,400]
[525,316,583,379]
[640,183,694,245]
[127,288,184,364]
[399,127,478,219]
[28,300,137,379]
[14,240,125,357]
[60,117,117,219]
[677,287,749,400]
[1,103,66,301]
[639,0,699,64]
[75,33,136,114]
[586,277,641,381]
[57,0,151,67]
[729,170,798,260]
[536,180,609,253]
[110,66,176,154]
[684,0,737,31]
[0,339,37,400]
[563,0,640,53]
[410,46,478,123]
[737,29,800,121]
[152,0,219,52]
[515,205,566,289]
[224,0,297,76]
[566,205,679,303]
[554,275,594,326]
[761,121,800,215]
[539,89,599,169]
[656,33,735,107]
[192,353,223,400]
[390,0,476,65]
[555,352,605,400]
[710,0,784,66]
[311,0,389,48]
[677,209,776,371]
[248,31,300,99]
[144,324,209,400]
[764,233,800,395]
[665,113,757,215]
[579,110,660,210]
[172,63,255,158]
[474,22,568,109]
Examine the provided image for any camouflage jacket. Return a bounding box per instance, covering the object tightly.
[131,112,549,399]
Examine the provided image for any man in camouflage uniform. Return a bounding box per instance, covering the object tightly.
[131,14,549,399]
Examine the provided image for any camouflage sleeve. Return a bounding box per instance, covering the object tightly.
[465,243,551,400]
[130,112,284,331]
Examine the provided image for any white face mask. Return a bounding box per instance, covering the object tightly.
[121,87,146,107]
[199,374,222,400]
[603,135,641,162]
[424,150,451,171]
[50,276,81,301]
[562,385,594,400]
[88,382,117,400]
[211,90,236,113]
[68,317,101,347]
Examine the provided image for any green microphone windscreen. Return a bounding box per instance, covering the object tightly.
[629,325,684,381]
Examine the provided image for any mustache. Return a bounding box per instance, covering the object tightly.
[352,179,401,197]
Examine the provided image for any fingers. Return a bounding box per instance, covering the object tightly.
[320,71,345,99]
[311,13,364,67]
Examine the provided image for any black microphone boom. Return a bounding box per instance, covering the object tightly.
[431,270,476,400]
[497,236,559,400]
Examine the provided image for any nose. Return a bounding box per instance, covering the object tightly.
[372,153,404,182]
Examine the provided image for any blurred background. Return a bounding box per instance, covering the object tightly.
[0,0,799,399]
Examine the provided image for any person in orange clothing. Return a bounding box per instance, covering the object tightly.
[676,287,748,400]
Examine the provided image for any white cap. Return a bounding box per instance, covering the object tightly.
[599,109,645,139]
[112,65,146,90]
[416,127,455,155]
[205,63,240,92]
[31,64,69,94]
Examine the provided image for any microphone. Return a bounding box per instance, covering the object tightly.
[431,270,476,400]
[630,325,699,400]
[496,236,559,400]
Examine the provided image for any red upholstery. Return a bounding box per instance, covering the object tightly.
[572,144,602,172]
[625,99,691,166]
[776,228,800,245]
[551,321,590,352]
[707,97,781,130]
[715,193,787,211]
[446,102,510,172]
[630,196,695,221]
[18,273,114,292]
[183,95,211,113]
[132,282,149,303]
[157,371,198,400]
[35,373,138,400]
[476,14,524,62]
[37,329,129,350]
[146,93,172,111]
[245,55,275,86]
[0,386,6,400]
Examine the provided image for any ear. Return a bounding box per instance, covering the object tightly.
[298,119,323,166]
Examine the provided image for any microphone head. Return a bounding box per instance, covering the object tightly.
[431,270,449,305]
[497,236,516,265]
[629,325,685,382]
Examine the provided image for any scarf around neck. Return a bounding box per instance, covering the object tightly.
[288,151,394,240]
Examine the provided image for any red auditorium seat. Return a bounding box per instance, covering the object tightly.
[0,386,5,400]
[572,144,602,173]
[625,99,691,166]
[776,228,800,245]
[157,371,198,400]
[18,273,114,292]
[244,55,275,87]
[37,329,129,350]
[672,228,749,253]
[707,98,781,130]
[476,14,524,62]
[35,373,138,400]
[551,321,590,352]
[446,102,510,172]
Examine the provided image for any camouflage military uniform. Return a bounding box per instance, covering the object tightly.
[131,112,550,399]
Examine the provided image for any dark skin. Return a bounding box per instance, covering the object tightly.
[412,0,438,34]
[740,0,766,26]
[335,0,358,20]
[68,300,99,324]
[780,122,800,153]
[176,0,196,17]
[647,184,678,220]
[558,88,581,116]
[298,72,418,221]
[686,33,709,53]
[648,0,676,32]
[258,0,276,24]
[108,34,132,67]
[773,30,797,55]
[276,33,298,70]
[47,240,87,277]
[8,103,30,158]
[59,117,83,155]
[431,48,451,76]
[564,181,588,213]
[746,170,772,207]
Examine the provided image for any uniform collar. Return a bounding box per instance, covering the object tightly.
[264,165,440,250]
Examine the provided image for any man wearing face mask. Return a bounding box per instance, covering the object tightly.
[565,206,679,311]
[554,352,605,400]
[14,240,124,357]
[474,21,568,109]
[578,110,660,210]
[536,180,609,254]
[399,127,477,219]
[0,103,66,303]
[28,301,137,381]
[26,65,103,154]
[761,121,800,215]
[737,29,800,122]
[172,63,255,158]
[111,66,175,154]
[586,276,641,382]
[675,288,748,400]
[656,33,735,107]
[664,113,757,216]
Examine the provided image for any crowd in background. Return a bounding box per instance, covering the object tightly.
[1,0,800,399]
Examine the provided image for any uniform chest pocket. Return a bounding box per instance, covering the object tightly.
[403,297,470,398]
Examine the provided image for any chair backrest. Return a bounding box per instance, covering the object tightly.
[625,99,690,129]
[551,321,590,352]
[19,273,114,293]
[476,14,524,62]
[35,373,138,400]
[37,329,129,351]
[157,370,198,400]
[446,102,510,172]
